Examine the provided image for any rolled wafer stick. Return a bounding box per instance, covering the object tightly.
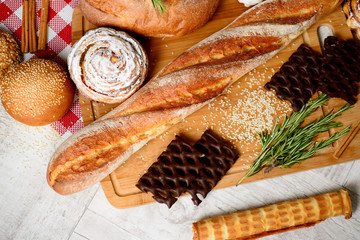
[21,0,29,53]
[192,189,351,240]
[38,0,49,51]
[333,121,360,159]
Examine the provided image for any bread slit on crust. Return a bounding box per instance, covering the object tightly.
[192,189,352,240]
[47,0,342,195]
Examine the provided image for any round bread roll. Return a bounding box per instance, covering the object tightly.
[68,27,148,104]
[1,59,75,126]
[0,30,22,86]
[79,0,220,37]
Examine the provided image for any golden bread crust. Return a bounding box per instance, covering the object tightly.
[1,59,75,126]
[0,30,22,85]
[78,0,221,37]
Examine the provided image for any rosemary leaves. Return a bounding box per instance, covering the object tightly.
[151,0,166,14]
[238,93,352,185]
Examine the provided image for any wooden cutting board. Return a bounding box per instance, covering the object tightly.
[71,2,360,209]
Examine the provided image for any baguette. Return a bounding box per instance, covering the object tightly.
[47,0,342,195]
[192,189,352,240]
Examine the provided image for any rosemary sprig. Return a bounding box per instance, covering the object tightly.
[150,0,166,14]
[237,93,352,185]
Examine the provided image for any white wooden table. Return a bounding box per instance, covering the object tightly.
[1,100,360,240]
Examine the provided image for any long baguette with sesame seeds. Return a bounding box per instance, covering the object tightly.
[47,0,342,195]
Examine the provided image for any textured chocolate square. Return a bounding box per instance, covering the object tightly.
[265,37,360,110]
[187,130,239,205]
[264,44,323,111]
[318,36,360,104]
[136,130,239,208]
[136,136,204,208]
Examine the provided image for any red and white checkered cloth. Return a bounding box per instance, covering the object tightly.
[0,0,84,138]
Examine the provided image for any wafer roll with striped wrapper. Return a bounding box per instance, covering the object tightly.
[193,189,352,240]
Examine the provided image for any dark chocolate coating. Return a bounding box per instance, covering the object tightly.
[318,36,360,104]
[265,37,360,110]
[136,136,203,208]
[264,44,323,111]
[136,130,239,208]
[187,130,239,205]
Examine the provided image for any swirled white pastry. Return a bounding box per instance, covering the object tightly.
[68,27,148,103]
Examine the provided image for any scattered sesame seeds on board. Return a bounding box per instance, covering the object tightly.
[204,66,291,153]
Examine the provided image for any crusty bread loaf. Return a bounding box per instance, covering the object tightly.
[47,0,342,195]
[78,0,220,37]
[192,189,352,240]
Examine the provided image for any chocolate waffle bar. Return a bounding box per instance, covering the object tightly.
[187,130,239,206]
[264,44,322,111]
[193,189,352,240]
[318,36,360,104]
[265,37,360,110]
[136,130,239,208]
[136,136,204,208]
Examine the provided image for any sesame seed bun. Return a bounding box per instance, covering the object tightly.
[0,30,22,86]
[1,59,75,126]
